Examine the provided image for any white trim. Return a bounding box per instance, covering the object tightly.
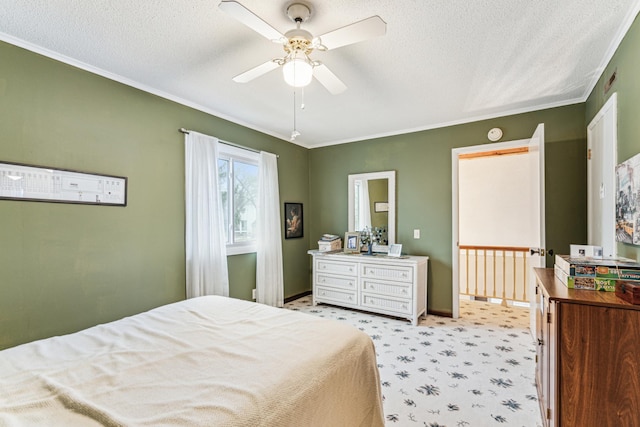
[217,142,260,254]
[0,32,307,149]
[0,32,600,150]
[347,170,396,246]
[582,3,640,102]
[588,92,618,133]
[226,243,257,256]
[451,137,532,320]
[451,151,461,320]
[309,101,582,149]
[587,92,617,258]
[3,0,637,150]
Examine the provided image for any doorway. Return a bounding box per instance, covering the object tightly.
[452,125,545,327]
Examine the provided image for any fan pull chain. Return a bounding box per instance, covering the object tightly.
[301,87,305,110]
[291,89,300,141]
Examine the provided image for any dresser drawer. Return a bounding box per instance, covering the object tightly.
[315,286,358,306]
[361,264,413,283]
[316,260,358,277]
[361,294,412,315]
[361,278,412,299]
[316,274,357,291]
[310,251,428,326]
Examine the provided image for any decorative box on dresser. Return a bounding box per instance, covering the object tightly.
[308,250,428,325]
[534,268,640,427]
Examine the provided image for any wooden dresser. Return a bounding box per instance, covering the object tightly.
[308,250,428,325]
[534,268,640,427]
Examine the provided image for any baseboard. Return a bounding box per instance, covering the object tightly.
[428,309,453,318]
[284,290,312,304]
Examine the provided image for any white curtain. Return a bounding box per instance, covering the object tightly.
[184,132,229,298]
[256,152,284,307]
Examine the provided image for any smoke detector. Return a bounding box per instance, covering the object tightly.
[487,127,503,142]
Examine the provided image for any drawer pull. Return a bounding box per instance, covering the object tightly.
[321,291,326,296]
[370,285,375,290]
[348,296,353,300]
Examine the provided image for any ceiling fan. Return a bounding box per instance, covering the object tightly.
[219,1,386,94]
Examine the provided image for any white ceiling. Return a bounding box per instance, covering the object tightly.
[1,1,639,148]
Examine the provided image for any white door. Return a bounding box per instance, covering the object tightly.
[587,93,617,258]
[452,124,545,327]
[527,123,545,333]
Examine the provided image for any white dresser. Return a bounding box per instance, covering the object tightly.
[308,250,428,325]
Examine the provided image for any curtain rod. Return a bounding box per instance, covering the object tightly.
[179,128,278,158]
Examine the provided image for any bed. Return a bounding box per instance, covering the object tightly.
[0,296,384,426]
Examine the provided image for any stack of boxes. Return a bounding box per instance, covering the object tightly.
[554,254,640,292]
[317,234,342,252]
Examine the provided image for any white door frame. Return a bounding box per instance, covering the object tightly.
[587,92,617,258]
[528,123,546,333]
[451,138,530,319]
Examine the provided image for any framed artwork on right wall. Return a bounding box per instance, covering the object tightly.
[616,152,640,245]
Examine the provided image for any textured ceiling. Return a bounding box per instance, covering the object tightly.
[1,0,639,148]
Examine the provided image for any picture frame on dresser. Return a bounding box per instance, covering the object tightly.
[388,244,402,257]
[344,232,360,253]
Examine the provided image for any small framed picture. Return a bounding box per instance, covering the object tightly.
[388,243,402,257]
[284,202,303,239]
[374,201,389,213]
[344,232,361,254]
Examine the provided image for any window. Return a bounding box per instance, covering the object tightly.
[217,143,259,255]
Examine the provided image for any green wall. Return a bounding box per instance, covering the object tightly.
[0,41,309,349]
[12,10,639,343]
[309,105,587,314]
[586,13,640,261]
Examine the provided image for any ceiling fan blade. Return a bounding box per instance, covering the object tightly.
[313,64,347,95]
[233,60,280,83]
[317,16,386,50]
[219,1,284,42]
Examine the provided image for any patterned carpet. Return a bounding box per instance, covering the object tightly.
[285,296,543,427]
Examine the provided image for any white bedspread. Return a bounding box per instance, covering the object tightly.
[0,296,384,426]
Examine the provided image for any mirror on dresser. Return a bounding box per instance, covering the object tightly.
[348,170,396,251]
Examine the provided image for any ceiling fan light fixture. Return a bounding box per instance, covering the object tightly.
[282,54,313,87]
[221,1,385,94]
